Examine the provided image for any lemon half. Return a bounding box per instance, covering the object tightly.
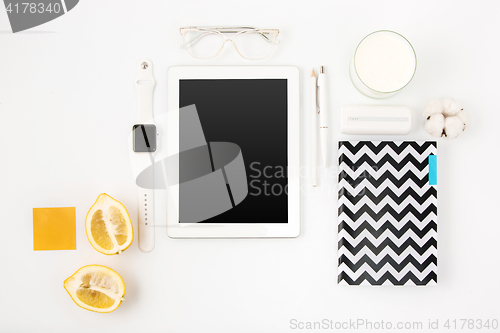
[85,193,133,255]
[63,265,126,313]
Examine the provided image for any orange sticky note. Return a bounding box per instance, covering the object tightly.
[33,207,76,251]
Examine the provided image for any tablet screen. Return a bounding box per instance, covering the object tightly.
[178,79,288,223]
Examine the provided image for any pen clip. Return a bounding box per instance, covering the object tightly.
[316,85,320,114]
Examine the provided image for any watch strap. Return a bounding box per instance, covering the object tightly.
[138,187,155,252]
[135,59,156,123]
[134,58,156,252]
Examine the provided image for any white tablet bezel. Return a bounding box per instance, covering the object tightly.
[166,66,300,238]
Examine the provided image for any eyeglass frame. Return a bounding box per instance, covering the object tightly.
[179,26,280,60]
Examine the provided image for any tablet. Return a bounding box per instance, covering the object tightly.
[165,66,300,238]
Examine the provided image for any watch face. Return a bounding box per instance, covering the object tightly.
[133,124,157,152]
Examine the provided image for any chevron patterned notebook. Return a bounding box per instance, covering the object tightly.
[338,141,438,286]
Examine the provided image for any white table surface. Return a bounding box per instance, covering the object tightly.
[1,1,499,332]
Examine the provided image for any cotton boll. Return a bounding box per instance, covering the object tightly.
[423,98,444,119]
[444,116,465,138]
[441,98,454,113]
[425,113,445,137]
[456,110,470,128]
[442,97,463,116]
[423,97,470,139]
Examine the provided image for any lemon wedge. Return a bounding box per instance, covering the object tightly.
[63,265,126,313]
[85,193,133,255]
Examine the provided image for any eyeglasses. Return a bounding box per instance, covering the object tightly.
[180,26,279,60]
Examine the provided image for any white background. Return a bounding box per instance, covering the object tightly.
[0,1,499,332]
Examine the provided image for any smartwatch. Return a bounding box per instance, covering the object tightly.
[133,59,157,252]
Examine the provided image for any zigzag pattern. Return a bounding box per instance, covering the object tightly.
[339,254,437,273]
[339,167,428,186]
[339,154,429,172]
[339,186,436,205]
[339,143,437,163]
[339,237,437,256]
[339,204,437,222]
[339,178,431,197]
[339,195,437,215]
[338,141,438,286]
[339,141,437,155]
[338,228,437,248]
[338,271,437,286]
[339,262,437,281]
[339,220,437,238]
[338,211,437,229]
[338,245,437,265]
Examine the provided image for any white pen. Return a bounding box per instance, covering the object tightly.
[311,69,317,187]
[318,66,329,167]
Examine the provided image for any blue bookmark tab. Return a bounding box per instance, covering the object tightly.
[428,155,437,185]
